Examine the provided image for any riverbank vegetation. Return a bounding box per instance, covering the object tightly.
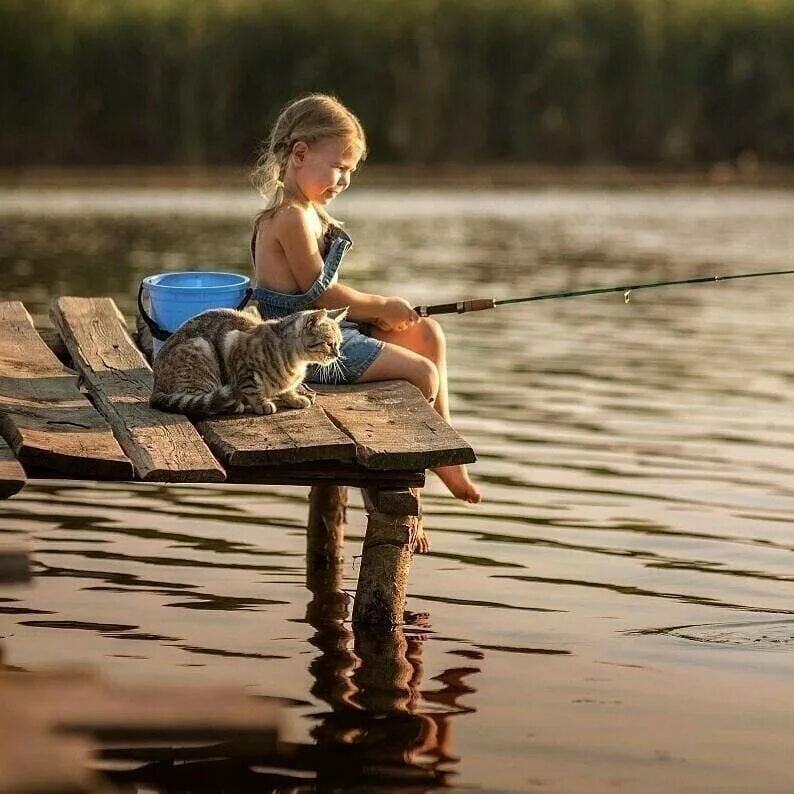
[2,0,792,167]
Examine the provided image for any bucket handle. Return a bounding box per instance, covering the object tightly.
[137,282,253,343]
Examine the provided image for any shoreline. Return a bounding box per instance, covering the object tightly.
[1,163,793,190]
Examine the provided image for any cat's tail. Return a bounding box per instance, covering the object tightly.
[149,386,247,418]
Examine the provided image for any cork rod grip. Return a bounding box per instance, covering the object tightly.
[460,298,496,313]
[415,298,496,317]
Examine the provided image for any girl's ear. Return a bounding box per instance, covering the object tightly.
[291,140,308,166]
[327,307,349,324]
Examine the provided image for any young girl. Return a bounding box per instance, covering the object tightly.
[250,94,481,521]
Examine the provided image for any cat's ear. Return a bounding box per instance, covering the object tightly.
[327,306,349,324]
[305,309,327,329]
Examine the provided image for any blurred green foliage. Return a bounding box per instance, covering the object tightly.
[1,0,792,166]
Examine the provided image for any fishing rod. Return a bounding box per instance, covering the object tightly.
[414,267,794,317]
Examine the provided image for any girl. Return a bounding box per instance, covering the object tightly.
[250,94,480,520]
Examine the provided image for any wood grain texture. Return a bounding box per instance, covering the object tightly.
[352,511,417,626]
[0,437,26,499]
[316,381,477,470]
[0,301,133,480]
[198,407,356,467]
[51,297,225,483]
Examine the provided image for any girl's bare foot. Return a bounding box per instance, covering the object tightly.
[432,464,482,504]
[411,520,431,554]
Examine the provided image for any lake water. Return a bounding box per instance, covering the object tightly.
[1,184,794,792]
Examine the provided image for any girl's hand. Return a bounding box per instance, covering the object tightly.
[375,297,420,332]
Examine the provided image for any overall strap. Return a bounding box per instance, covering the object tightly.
[250,227,258,268]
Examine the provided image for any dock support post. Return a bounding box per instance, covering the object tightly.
[353,488,421,626]
[306,484,347,591]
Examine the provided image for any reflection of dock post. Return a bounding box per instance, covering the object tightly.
[306,484,347,591]
[353,488,420,626]
[353,625,413,712]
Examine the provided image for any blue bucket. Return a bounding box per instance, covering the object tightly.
[138,271,251,357]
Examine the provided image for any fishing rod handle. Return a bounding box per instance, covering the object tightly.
[415,298,496,317]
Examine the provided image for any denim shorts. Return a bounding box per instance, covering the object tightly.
[306,320,385,385]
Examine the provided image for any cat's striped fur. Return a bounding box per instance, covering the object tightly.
[150,306,347,418]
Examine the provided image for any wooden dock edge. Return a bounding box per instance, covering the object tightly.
[0,302,134,481]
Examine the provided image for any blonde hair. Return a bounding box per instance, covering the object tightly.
[251,94,367,230]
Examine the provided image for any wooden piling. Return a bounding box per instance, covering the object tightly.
[306,485,347,589]
[353,489,420,626]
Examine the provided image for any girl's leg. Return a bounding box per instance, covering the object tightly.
[361,319,481,505]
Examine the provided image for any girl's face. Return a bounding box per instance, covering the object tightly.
[292,137,361,205]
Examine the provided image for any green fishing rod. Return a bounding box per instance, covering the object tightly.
[414,267,794,317]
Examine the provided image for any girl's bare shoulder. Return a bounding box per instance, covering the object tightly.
[267,204,325,253]
[268,203,317,234]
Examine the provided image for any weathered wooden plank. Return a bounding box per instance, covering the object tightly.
[0,302,133,480]
[0,437,26,499]
[198,407,356,467]
[316,381,477,470]
[34,322,71,365]
[51,297,225,483]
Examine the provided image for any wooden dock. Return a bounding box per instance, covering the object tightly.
[0,297,476,624]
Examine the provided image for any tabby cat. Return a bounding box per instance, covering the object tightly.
[150,306,347,417]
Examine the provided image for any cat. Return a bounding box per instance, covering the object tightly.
[150,306,347,418]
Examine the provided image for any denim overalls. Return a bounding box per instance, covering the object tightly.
[250,224,384,384]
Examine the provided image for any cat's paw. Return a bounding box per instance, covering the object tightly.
[260,400,277,415]
[297,384,317,404]
[279,390,313,409]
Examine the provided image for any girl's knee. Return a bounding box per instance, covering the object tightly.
[416,318,446,359]
[412,357,439,401]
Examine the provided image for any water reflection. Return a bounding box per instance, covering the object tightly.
[97,581,479,792]
[305,572,476,789]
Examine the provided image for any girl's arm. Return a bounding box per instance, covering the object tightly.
[276,207,418,329]
[313,282,387,323]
